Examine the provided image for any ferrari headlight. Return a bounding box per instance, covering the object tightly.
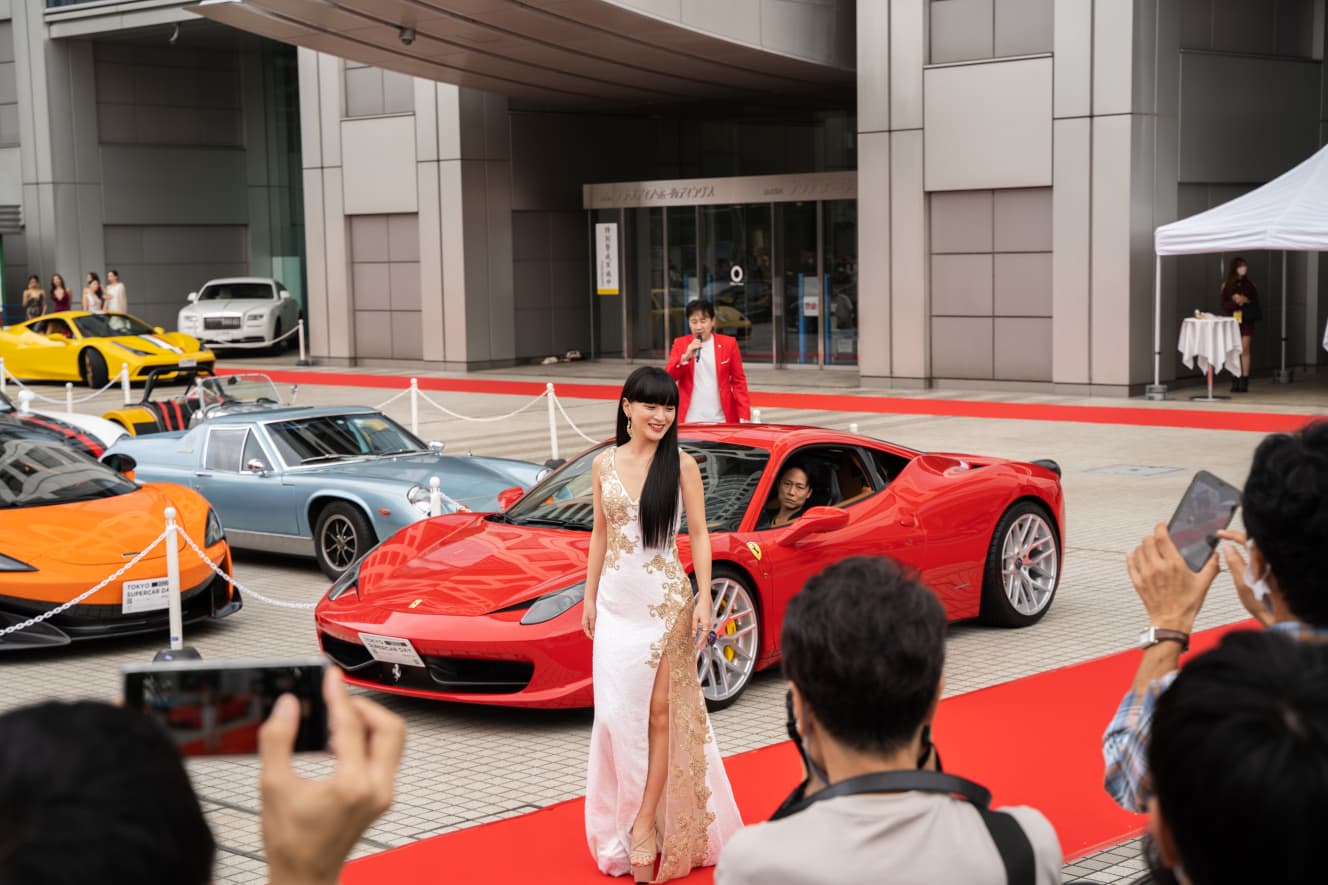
[114,342,149,356]
[520,581,585,625]
[0,553,36,572]
[204,509,225,546]
[326,555,365,601]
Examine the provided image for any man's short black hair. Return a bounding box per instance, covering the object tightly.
[685,299,715,321]
[0,701,215,885]
[782,556,946,755]
[1150,631,1328,884]
[1243,421,1328,626]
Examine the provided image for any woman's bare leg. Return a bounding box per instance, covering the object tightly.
[1241,335,1252,377]
[631,652,671,857]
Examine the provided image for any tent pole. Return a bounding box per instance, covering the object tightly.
[1147,254,1167,400]
[1276,251,1292,383]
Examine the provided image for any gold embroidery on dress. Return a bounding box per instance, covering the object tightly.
[600,449,638,573]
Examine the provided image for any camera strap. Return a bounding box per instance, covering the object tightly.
[770,770,1035,885]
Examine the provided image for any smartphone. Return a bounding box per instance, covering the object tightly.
[122,656,328,756]
[1166,470,1242,572]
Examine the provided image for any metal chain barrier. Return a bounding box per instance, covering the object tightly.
[178,527,319,611]
[0,530,169,638]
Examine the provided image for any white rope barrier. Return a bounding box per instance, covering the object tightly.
[198,320,302,351]
[373,386,413,410]
[551,390,600,445]
[2,363,124,407]
[0,530,169,639]
[416,387,548,424]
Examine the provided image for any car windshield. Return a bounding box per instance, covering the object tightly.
[502,440,769,533]
[264,412,425,466]
[198,373,282,407]
[72,313,156,337]
[0,437,134,509]
[198,283,275,301]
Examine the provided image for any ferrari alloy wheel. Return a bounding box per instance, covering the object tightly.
[81,349,109,388]
[697,567,760,711]
[314,502,375,580]
[980,501,1060,627]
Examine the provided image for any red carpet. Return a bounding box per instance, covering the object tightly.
[229,368,1317,433]
[342,621,1255,883]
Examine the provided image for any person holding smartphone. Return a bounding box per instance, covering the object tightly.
[1103,421,1328,814]
[665,299,751,424]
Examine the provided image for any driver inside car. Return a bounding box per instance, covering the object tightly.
[756,463,814,530]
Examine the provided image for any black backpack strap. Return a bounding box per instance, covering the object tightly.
[975,808,1036,885]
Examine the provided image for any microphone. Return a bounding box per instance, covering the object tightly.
[693,331,703,363]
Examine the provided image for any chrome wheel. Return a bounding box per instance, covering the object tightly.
[1000,512,1058,616]
[696,574,759,708]
[320,513,360,572]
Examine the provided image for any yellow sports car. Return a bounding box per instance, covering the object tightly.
[0,311,215,388]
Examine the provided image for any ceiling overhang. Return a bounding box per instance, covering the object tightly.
[192,0,854,108]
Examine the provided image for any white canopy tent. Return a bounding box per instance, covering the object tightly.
[1151,144,1328,393]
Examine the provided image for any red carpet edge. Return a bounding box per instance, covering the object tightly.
[341,621,1256,884]
[229,368,1318,434]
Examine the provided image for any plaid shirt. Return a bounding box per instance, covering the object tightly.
[1103,620,1328,812]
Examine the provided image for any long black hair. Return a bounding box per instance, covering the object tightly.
[615,367,680,550]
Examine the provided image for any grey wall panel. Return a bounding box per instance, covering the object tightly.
[0,145,18,204]
[891,129,928,378]
[388,213,419,262]
[342,116,418,214]
[101,146,248,226]
[1277,0,1317,57]
[890,0,925,129]
[994,252,1052,315]
[512,211,550,262]
[349,215,389,262]
[932,316,994,377]
[390,262,421,311]
[1178,52,1320,183]
[1052,117,1091,383]
[994,317,1053,379]
[343,65,382,118]
[354,310,391,358]
[924,57,1053,190]
[1054,0,1093,118]
[1211,0,1276,54]
[417,160,445,361]
[931,253,993,315]
[856,131,891,377]
[1090,115,1132,385]
[681,0,764,48]
[763,0,851,65]
[1093,0,1134,115]
[993,187,1052,251]
[931,190,994,253]
[382,70,414,115]
[1180,0,1212,50]
[995,0,1053,57]
[930,0,994,64]
[298,49,323,169]
[350,261,388,309]
[390,310,423,360]
[103,224,248,328]
[857,0,890,133]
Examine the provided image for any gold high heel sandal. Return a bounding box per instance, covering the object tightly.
[629,826,659,884]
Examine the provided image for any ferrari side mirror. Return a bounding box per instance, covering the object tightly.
[153,326,165,335]
[776,506,851,546]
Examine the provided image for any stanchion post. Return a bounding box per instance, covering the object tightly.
[429,476,442,517]
[65,382,74,413]
[164,508,183,650]
[295,319,312,366]
[0,356,6,394]
[752,408,762,424]
[546,383,559,462]
[17,389,32,414]
[410,378,419,436]
[121,364,131,405]
[849,422,859,435]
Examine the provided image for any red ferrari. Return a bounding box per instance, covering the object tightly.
[315,425,1065,710]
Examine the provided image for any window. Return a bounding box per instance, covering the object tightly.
[205,427,249,472]
[756,445,882,530]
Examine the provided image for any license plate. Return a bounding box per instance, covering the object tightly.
[122,577,171,614]
[358,632,425,668]
[179,358,197,368]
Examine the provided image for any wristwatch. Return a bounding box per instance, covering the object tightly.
[1138,626,1190,652]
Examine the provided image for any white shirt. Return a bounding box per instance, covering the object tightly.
[686,337,726,423]
[105,282,127,313]
[716,791,1062,885]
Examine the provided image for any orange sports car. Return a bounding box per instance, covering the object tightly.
[0,429,241,650]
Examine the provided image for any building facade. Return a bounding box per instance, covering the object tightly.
[6,0,1328,395]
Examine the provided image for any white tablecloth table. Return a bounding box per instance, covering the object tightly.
[1178,316,1243,400]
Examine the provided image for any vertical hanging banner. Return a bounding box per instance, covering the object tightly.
[595,223,619,295]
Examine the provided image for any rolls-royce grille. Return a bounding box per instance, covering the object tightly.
[204,316,242,330]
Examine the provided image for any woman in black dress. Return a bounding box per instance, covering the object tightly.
[1219,257,1258,392]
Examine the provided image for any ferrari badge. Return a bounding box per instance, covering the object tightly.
[746,541,762,561]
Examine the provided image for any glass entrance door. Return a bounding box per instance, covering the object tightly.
[699,204,773,362]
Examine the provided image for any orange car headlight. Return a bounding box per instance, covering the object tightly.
[205,509,225,546]
[0,553,36,572]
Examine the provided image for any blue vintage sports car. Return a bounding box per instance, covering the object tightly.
[102,406,544,578]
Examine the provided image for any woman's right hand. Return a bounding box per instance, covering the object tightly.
[581,598,596,640]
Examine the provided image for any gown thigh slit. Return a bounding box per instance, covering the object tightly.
[585,448,742,882]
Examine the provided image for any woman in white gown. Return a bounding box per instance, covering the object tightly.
[583,367,743,883]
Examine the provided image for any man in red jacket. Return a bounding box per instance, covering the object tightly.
[665,299,751,424]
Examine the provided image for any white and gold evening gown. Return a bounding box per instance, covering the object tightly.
[585,447,743,881]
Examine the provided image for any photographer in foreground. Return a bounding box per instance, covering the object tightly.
[0,667,403,885]
[716,556,1062,885]
[1145,630,1328,883]
[1104,422,1328,813]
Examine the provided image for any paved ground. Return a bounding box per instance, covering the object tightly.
[4,355,1321,883]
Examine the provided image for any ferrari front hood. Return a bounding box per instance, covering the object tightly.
[7,486,183,566]
[356,515,588,617]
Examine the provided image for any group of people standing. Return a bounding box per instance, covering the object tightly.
[20,270,126,320]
